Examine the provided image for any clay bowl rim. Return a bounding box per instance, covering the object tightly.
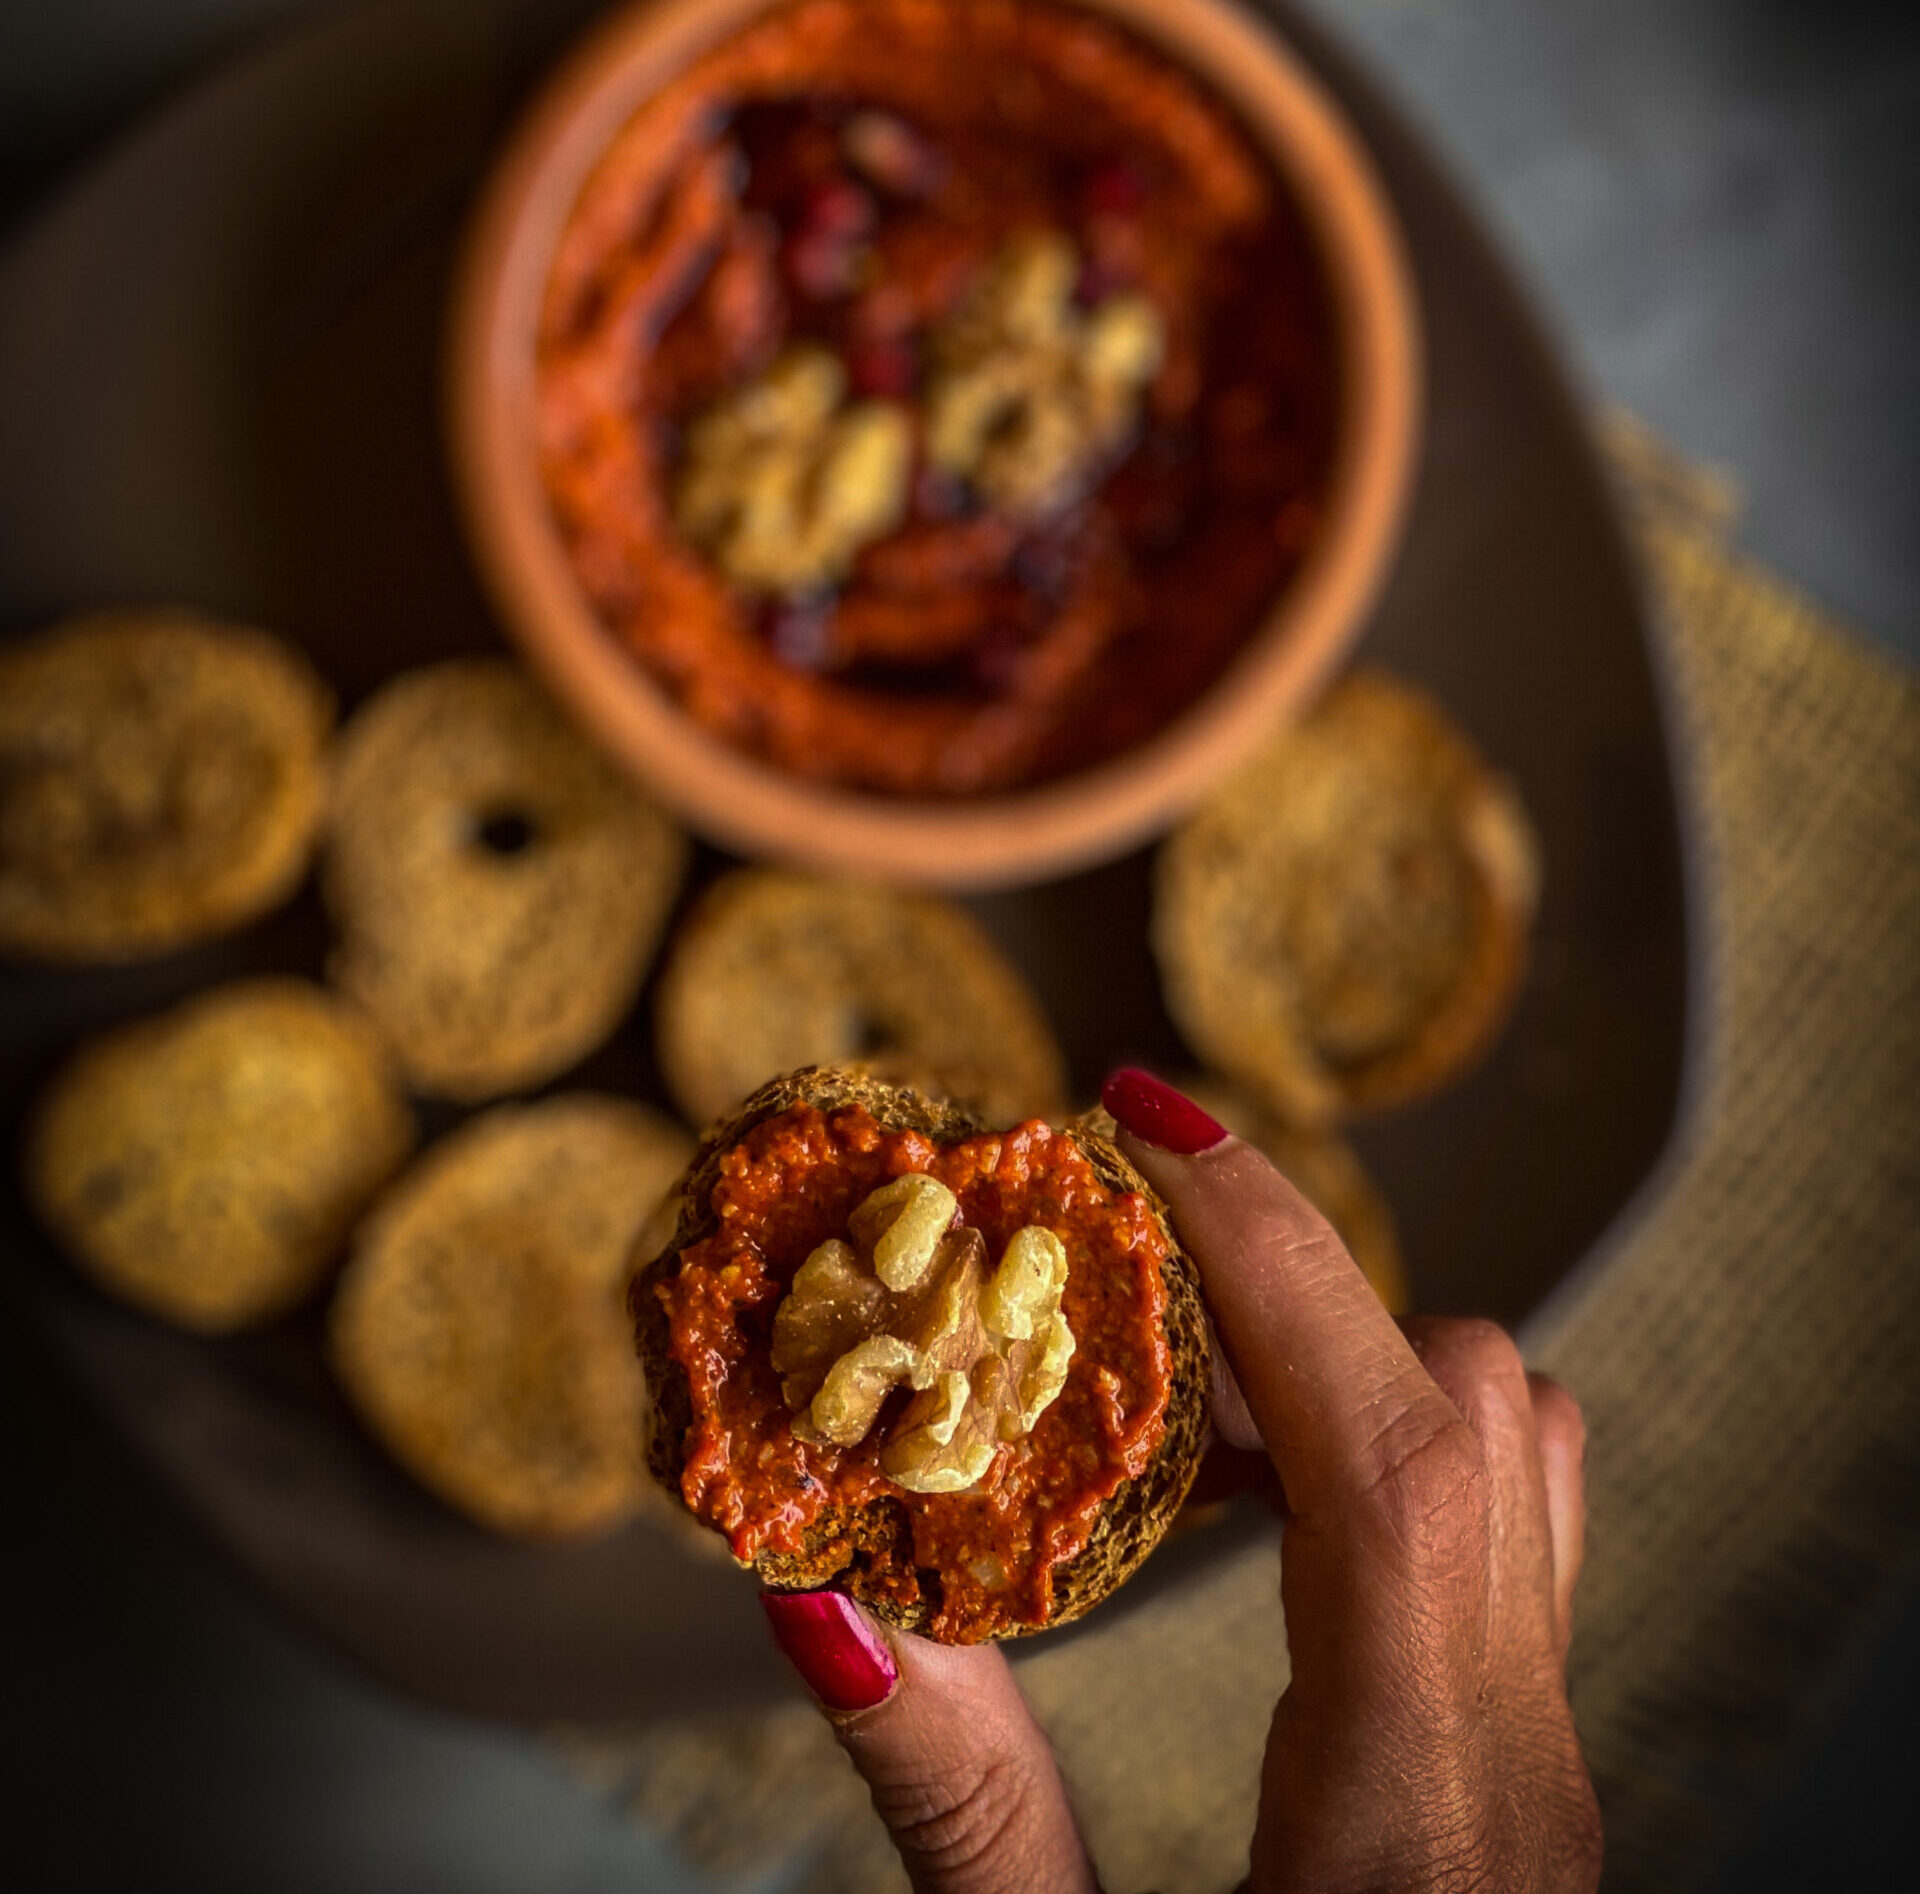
[447,0,1422,891]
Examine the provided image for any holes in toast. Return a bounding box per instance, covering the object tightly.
[472,809,541,857]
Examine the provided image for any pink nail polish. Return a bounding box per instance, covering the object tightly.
[1101,1067,1227,1155]
[761,1589,898,1712]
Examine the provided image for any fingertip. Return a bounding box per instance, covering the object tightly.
[1526,1372,1588,1651]
[1208,1321,1265,1451]
[1528,1372,1588,1528]
[1527,1371,1587,1467]
[761,1587,899,1716]
[1101,1066,1229,1155]
[1400,1316,1532,1425]
[788,1609,1100,1892]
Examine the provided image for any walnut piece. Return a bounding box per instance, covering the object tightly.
[848,1171,957,1290]
[925,231,1164,518]
[672,346,911,597]
[768,1173,1076,1493]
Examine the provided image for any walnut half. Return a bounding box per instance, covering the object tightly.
[768,1174,1076,1494]
[672,346,911,598]
[924,231,1165,518]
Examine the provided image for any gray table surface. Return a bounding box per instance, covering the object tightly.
[3,3,1916,1890]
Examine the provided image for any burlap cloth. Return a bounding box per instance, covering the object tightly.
[555,428,1920,1892]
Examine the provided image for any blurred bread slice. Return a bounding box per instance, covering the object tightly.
[654,868,1066,1130]
[1155,668,1538,1127]
[0,610,332,961]
[329,1093,692,1540]
[322,659,686,1101]
[25,978,413,1331]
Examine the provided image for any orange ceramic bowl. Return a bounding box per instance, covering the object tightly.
[448,0,1418,889]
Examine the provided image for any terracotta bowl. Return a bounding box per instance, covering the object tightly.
[447,0,1419,889]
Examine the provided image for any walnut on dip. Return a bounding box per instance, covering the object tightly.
[771,1173,1075,1493]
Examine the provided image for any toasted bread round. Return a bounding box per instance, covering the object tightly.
[0,610,334,962]
[634,1067,1209,1641]
[322,659,687,1101]
[1184,1078,1408,1313]
[654,870,1066,1131]
[1154,668,1540,1126]
[25,978,414,1331]
[330,1093,694,1540]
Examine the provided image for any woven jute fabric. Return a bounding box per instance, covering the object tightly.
[561,430,1920,1893]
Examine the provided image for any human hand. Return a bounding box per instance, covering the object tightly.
[758,1069,1602,1893]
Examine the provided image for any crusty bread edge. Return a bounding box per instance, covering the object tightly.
[630,1067,1209,1642]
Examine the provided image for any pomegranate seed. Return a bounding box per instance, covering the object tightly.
[802,179,875,242]
[969,626,1027,693]
[1075,258,1122,306]
[1082,156,1146,218]
[842,111,944,198]
[786,180,875,300]
[1012,531,1077,603]
[847,337,918,398]
[914,465,969,519]
[762,597,838,670]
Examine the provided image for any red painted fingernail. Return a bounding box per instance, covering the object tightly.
[1101,1067,1227,1154]
[761,1589,898,1712]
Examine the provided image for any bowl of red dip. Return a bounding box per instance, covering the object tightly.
[450,0,1418,887]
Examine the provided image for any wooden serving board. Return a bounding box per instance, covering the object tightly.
[0,0,1690,1720]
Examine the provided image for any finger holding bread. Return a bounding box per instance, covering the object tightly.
[1100,1067,1451,1532]
[1100,1065,1600,1894]
[1181,1076,1408,1313]
[760,1588,1100,1893]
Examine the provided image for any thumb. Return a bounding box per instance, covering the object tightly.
[761,1589,1097,1894]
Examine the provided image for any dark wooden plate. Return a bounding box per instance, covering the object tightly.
[0,0,1692,1721]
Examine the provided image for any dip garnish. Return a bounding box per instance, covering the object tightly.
[925,230,1164,518]
[672,346,911,596]
[770,1172,1076,1493]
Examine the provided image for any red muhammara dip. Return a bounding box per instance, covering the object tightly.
[654,1103,1174,1641]
[538,0,1336,797]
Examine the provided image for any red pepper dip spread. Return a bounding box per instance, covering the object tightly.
[655,1103,1174,1641]
[538,0,1336,796]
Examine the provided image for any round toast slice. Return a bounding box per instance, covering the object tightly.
[1154,668,1540,1126]
[0,610,334,962]
[654,869,1066,1132]
[633,1067,1210,1642]
[25,977,414,1331]
[331,1093,694,1540]
[321,658,687,1102]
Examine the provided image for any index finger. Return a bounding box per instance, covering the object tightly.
[1103,1070,1462,1528]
